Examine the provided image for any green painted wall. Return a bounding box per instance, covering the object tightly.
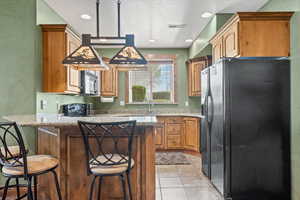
[36,0,66,25]
[260,1,300,199]
[189,14,233,59]
[0,0,41,183]
[95,48,200,113]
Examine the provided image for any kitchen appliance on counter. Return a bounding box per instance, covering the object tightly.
[81,71,99,96]
[201,57,290,200]
[62,103,93,117]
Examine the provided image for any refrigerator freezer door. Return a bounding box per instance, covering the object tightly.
[209,62,225,195]
[226,58,291,200]
[200,68,210,178]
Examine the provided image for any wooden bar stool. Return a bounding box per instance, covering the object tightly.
[0,122,62,200]
[78,120,136,200]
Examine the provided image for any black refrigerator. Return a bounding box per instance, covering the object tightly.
[200,57,291,200]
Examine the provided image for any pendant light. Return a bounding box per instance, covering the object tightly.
[110,35,147,65]
[62,34,109,71]
[62,0,147,71]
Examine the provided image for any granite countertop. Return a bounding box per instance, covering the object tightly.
[113,113,204,118]
[2,114,159,127]
[2,113,204,127]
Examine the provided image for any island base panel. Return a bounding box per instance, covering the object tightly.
[37,126,155,200]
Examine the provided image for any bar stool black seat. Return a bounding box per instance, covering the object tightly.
[78,120,136,200]
[0,122,62,200]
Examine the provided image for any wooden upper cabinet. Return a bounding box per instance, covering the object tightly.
[66,31,81,93]
[223,22,239,57]
[100,61,118,97]
[186,56,212,97]
[210,12,293,63]
[41,24,81,94]
[183,117,199,152]
[212,37,223,63]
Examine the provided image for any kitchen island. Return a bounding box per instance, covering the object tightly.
[4,114,157,200]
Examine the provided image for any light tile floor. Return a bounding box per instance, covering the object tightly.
[156,153,223,200]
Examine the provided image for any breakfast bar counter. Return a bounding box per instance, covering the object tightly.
[4,114,158,200]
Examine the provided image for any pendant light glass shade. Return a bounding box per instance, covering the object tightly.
[62,34,109,70]
[110,35,147,65]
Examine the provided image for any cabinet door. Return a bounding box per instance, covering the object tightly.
[66,32,81,93]
[212,37,223,63]
[190,61,205,96]
[101,67,118,97]
[183,117,199,152]
[223,22,239,57]
[155,126,164,149]
[167,135,182,149]
[166,121,183,149]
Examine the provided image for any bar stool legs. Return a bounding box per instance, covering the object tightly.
[89,176,97,200]
[27,177,34,200]
[16,178,20,199]
[126,172,133,200]
[34,176,38,200]
[97,176,103,200]
[1,178,11,200]
[120,174,127,200]
[52,170,63,200]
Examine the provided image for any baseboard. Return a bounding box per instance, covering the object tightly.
[156,149,201,156]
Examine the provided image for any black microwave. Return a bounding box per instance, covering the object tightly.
[80,71,99,96]
[62,103,92,117]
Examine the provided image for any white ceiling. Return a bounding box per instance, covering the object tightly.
[44,0,268,48]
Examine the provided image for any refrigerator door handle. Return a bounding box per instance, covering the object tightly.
[207,94,214,125]
[202,93,209,117]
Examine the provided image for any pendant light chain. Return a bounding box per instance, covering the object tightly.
[96,0,100,38]
[118,0,121,37]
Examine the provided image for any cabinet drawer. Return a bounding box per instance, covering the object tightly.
[167,135,182,148]
[166,124,181,135]
[165,117,182,123]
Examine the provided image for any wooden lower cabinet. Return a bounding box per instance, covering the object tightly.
[155,116,200,152]
[167,135,182,149]
[154,126,165,149]
[183,117,200,152]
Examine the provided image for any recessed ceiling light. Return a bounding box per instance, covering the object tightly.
[201,12,213,18]
[185,39,193,43]
[149,39,156,43]
[80,14,92,20]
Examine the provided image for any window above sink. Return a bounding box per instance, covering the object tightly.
[126,54,177,104]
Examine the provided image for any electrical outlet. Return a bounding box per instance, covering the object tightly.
[40,100,47,110]
[120,100,125,106]
[185,101,189,107]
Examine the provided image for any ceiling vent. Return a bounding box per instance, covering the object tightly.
[168,24,187,29]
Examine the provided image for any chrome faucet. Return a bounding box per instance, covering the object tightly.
[148,99,154,115]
